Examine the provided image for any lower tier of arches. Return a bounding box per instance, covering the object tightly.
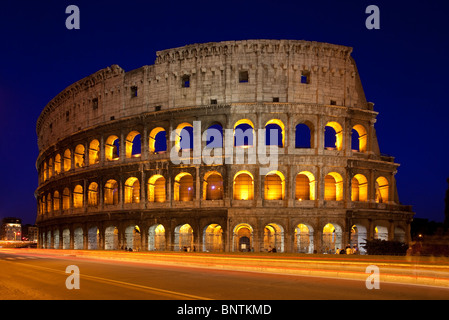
[37,209,413,254]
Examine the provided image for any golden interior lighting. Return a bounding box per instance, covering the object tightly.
[54,154,62,174]
[233,171,254,200]
[203,171,223,200]
[104,179,119,205]
[105,135,120,161]
[74,144,85,168]
[125,131,141,158]
[351,174,368,202]
[295,171,316,201]
[149,127,166,153]
[325,121,343,151]
[62,187,70,210]
[148,175,166,202]
[174,172,194,201]
[88,182,99,206]
[53,191,60,211]
[265,119,285,147]
[234,119,255,147]
[352,124,367,152]
[375,176,389,203]
[89,139,100,164]
[73,185,83,208]
[124,177,140,204]
[324,172,343,201]
[264,171,285,200]
[63,149,71,171]
[175,123,193,151]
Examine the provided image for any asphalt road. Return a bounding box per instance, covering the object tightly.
[1,250,449,301]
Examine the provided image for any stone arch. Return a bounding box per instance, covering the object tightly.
[88,226,99,250]
[352,124,367,152]
[294,223,314,253]
[148,175,166,202]
[149,127,167,154]
[264,171,285,200]
[295,171,316,201]
[202,224,224,252]
[350,224,367,254]
[374,225,388,241]
[125,225,142,251]
[324,121,343,151]
[232,223,253,252]
[125,130,141,158]
[88,182,99,206]
[295,122,313,148]
[148,224,166,251]
[104,226,119,250]
[73,185,83,208]
[89,139,100,164]
[233,170,254,200]
[263,223,284,252]
[63,149,71,171]
[74,144,85,168]
[324,172,344,201]
[74,227,83,249]
[203,171,223,200]
[104,179,119,205]
[265,119,285,147]
[124,177,140,204]
[322,223,343,254]
[105,135,120,161]
[351,174,368,202]
[174,172,194,201]
[174,224,194,252]
[234,119,254,147]
[375,176,389,203]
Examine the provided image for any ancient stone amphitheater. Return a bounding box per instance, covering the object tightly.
[35,39,414,253]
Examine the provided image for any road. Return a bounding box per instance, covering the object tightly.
[1,250,449,300]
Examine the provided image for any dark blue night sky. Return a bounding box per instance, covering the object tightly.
[0,0,448,225]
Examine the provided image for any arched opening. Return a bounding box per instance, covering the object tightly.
[203,171,223,200]
[88,182,99,206]
[350,224,367,254]
[374,226,388,241]
[233,171,254,200]
[126,131,141,158]
[74,227,83,249]
[175,123,193,151]
[62,229,70,249]
[233,223,253,252]
[63,149,71,171]
[88,227,99,250]
[53,230,59,249]
[174,173,194,201]
[46,193,52,214]
[174,224,194,252]
[351,174,368,202]
[89,139,100,165]
[53,191,60,211]
[322,223,343,254]
[62,187,70,210]
[48,159,53,179]
[202,224,223,252]
[206,124,223,148]
[324,172,343,201]
[234,119,254,147]
[54,154,62,175]
[124,177,140,204]
[125,225,141,251]
[394,227,406,243]
[295,123,312,148]
[294,224,314,253]
[265,119,284,147]
[73,185,83,208]
[105,135,120,161]
[74,144,85,168]
[352,124,367,152]
[324,121,343,151]
[148,175,166,202]
[263,223,284,252]
[295,171,316,201]
[375,176,389,203]
[264,171,285,200]
[42,162,47,181]
[149,127,167,154]
[148,224,166,251]
[104,179,119,205]
[104,226,119,250]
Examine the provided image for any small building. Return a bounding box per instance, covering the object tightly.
[1,217,22,241]
[22,224,38,242]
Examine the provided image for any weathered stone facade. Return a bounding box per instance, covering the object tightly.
[35,39,414,253]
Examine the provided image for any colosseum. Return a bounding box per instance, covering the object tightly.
[35,39,414,254]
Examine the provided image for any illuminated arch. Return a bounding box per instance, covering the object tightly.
[63,149,71,171]
[53,191,60,211]
[46,192,52,214]
[105,135,120,161]
[148,224,166,251]
[89,139,100,165]
[54,154,62,175]
[203,171,223,200]
[375,176,389,203]
[322,223,343,253]
[205,123,223,148]
[148,175,166,202]
[104,179,119,205]
[294,223,314,253]
[264,170,285,200]
[263,223,284,252]
[265,119,285,147]
[174,224,193,251]
[232,223,253,252]
[125,225,141,251]
[203,224,224,252]
[175,123,193,151]
[233,171,254,200]
[149,127,167,154]
[88,182,99,206]
[43,161,48,181]
[234,119,254,147]
[74,144,85,168]
[351,174,368,202]
[48,158,53,179]
[374,225,388,241]
[124,177,140,204]
[174,172,194,201]
[295,171,316,201]
[73,185,83,208]
[350,224,367,254]
[324,172,343,201]
[125,131,141,158]
[352,124,367,152]
[104,226,119,250]
[324,121,343,151]
[62,187,70,210]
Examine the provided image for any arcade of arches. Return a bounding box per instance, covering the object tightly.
[39,219,408,254]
